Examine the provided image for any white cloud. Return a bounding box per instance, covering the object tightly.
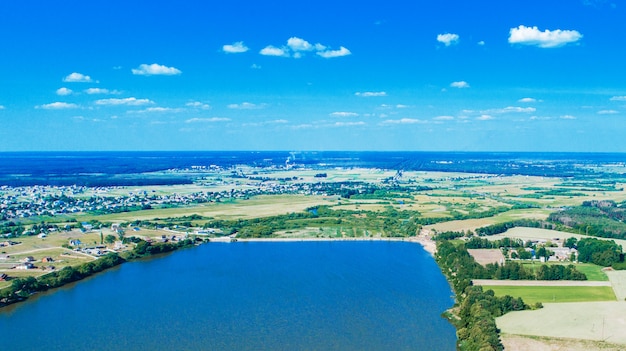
[355,91,387,97]
[261,38,350,59]
[260,45,288,57]
[130,107,183,114]
[433,116,454,121]
[317,46,351,58]
[561,115,576,119]
[477,114,494,120]
[56,87,73,96]
[483,106,536,114]
[131,63,182,76]
[223,41,249,53]
[598,109,619,115]
[334,121,365,127]
[396,104,410,109]
[477,40,485,46]
[330,112,359,117]
[0,105,5,110]
[227,102,265,109]
[450,81,470,88]
[508,25,583,48]
[287,37,314,52]
[63,72,94,83]
[250,64,262,69]
[95,97,154,106]
[85,88,121,95]
[36,102,79,110]
[610,96,626,101]
[185,117,230,123]
[518,97,537,103]
[185,101,211,110]
[437,33,460,46]
[381,118,425,124]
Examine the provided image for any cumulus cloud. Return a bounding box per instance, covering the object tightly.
[330,112,359,117]
[518,97,537,103]
[287,37,315,52]
[333,121,365,127]
[437,33,460,46]
[226,102,267,110]
[381,118,425,124]
[223,41,249,53]
[185,117,230,123]
[95,97,154,106]
[355,91,387,97]
[131,63,182,76]
[250,63,262,69]
[433,116,454,121]
[0,105,5,110]
[130,107,183,113]
[36,102,79,109]
[477,40,485,46]
[483,106,536,114]
[261,38,350,59]
[317,46,351,58]
[260,46,288,57]
[477,114,494,120]
[508,25,583,48]
[185,101,211,110]
[561,115,576,119]
[85,88,121,95]
[598,109,619,114]
[227,102,266,109]
[610,96,626,101]
[56,87,73,96]
[63,72,94,83]
[450,81,470,88]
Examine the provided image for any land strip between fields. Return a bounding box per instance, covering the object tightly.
[472,279,612,287]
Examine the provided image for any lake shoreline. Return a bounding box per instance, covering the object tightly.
[234,235,437,255]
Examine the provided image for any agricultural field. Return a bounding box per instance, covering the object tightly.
[482,285,616,304]
[497,302,626,345]
[78,194,333,222]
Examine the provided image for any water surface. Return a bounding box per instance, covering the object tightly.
[0,241,456,350]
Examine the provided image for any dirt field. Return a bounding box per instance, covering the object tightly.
[497,302,626,345]
[468,249,505,265]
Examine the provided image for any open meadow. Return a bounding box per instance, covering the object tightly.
[497,302,626,345]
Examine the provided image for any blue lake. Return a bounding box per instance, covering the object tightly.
[0,241,456,350]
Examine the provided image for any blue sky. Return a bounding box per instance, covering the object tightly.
[1,0,625,152]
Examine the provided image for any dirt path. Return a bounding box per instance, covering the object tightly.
[501,334,626,351]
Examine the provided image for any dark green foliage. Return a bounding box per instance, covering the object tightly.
[475,220,544,236]
[549,201,626,239]
[433,231,465,241]
[465,237,524,249]
[436,241,530,351]
[576,237,623,267]
[535,264,586,280]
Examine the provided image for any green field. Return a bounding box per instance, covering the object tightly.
[483,285,616,304]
